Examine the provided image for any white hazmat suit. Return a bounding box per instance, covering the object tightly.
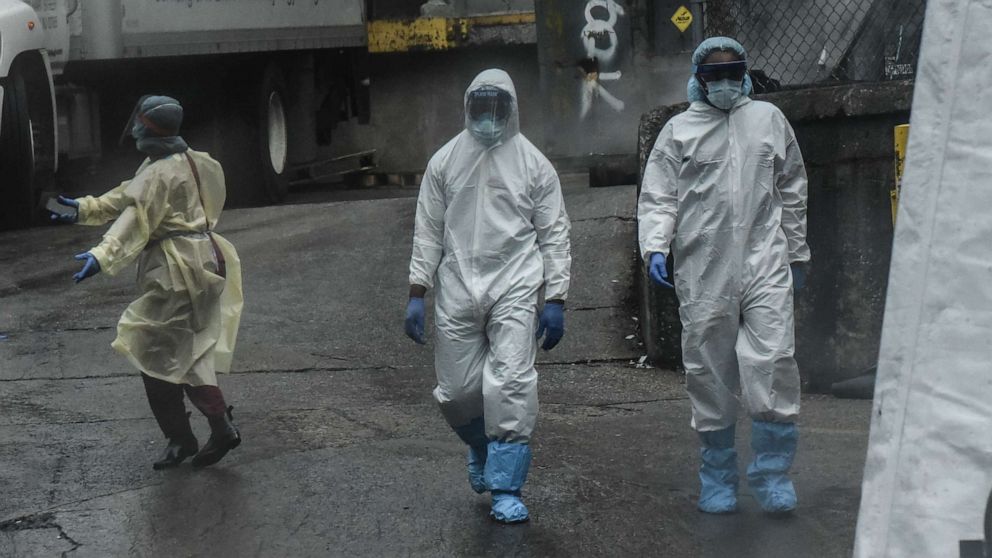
[638,96,809,432]
[409,69,571,444]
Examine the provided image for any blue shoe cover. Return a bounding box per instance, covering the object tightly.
[491,491,529,523]
[484,441,532,524]
[467,445,488,493]
[698,426,739,514]
[747,421,798,514]
[453,418,489,494]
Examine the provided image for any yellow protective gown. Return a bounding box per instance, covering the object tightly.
[77,150,244,386]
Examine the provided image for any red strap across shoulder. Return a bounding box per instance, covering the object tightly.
[183,152,211,231]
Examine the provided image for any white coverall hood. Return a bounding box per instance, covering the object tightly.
[409,68,571,443]
[463,68,521,147]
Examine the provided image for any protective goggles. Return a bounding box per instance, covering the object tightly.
[692,60,748,83]
[467,87,512,120]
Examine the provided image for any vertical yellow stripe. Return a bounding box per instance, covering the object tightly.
[892,124,910,226]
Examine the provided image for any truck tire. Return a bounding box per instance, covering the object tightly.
[258,67,290,202]
[219,62,290,206]
[0,70,36,230]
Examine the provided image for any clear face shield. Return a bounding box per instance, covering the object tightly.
[466,86,512,146]
[118,94,152,145]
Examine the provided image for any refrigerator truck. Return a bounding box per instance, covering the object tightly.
[0,0,372,228]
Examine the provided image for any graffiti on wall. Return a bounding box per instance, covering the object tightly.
[579,0,626,120]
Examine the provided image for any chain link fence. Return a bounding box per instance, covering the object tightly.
[703,0,927,89]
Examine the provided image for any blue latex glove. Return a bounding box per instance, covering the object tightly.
[73,252,101,283]
[536,302,564,351]
[49,195,79,224]
[791,263,806,292]
[648,252,674,288]
[405,297,426,345]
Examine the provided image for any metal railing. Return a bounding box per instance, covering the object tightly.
[702,0,927,89]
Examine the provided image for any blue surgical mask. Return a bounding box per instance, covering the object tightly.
[469,115,506,147]
[131,120,146,140]
[706,79,744,110]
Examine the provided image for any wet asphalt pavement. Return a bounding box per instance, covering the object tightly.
[0,177,871,557]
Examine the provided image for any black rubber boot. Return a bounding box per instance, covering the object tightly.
[144,375,199,470]
[191,406,242,468]
[153,413,199,470]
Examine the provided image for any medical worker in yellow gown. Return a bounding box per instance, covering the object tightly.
[51,95,245,470]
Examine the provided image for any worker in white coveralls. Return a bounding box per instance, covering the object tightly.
[50,96,245,471]
[403,69,572,523]
[638,37,810,515]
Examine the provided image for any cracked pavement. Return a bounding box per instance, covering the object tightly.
[0,178,871,557]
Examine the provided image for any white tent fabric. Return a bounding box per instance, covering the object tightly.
[854,1,992,556]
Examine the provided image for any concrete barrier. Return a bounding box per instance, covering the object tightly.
[636,80,913,392]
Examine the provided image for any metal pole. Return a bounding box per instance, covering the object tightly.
[690,0,705,45]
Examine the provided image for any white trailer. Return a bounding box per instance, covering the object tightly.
[0,0,372,228]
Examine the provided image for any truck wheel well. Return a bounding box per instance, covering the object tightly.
[10,50,57,174]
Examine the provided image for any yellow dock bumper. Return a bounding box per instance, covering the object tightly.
[367,13,536,53]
